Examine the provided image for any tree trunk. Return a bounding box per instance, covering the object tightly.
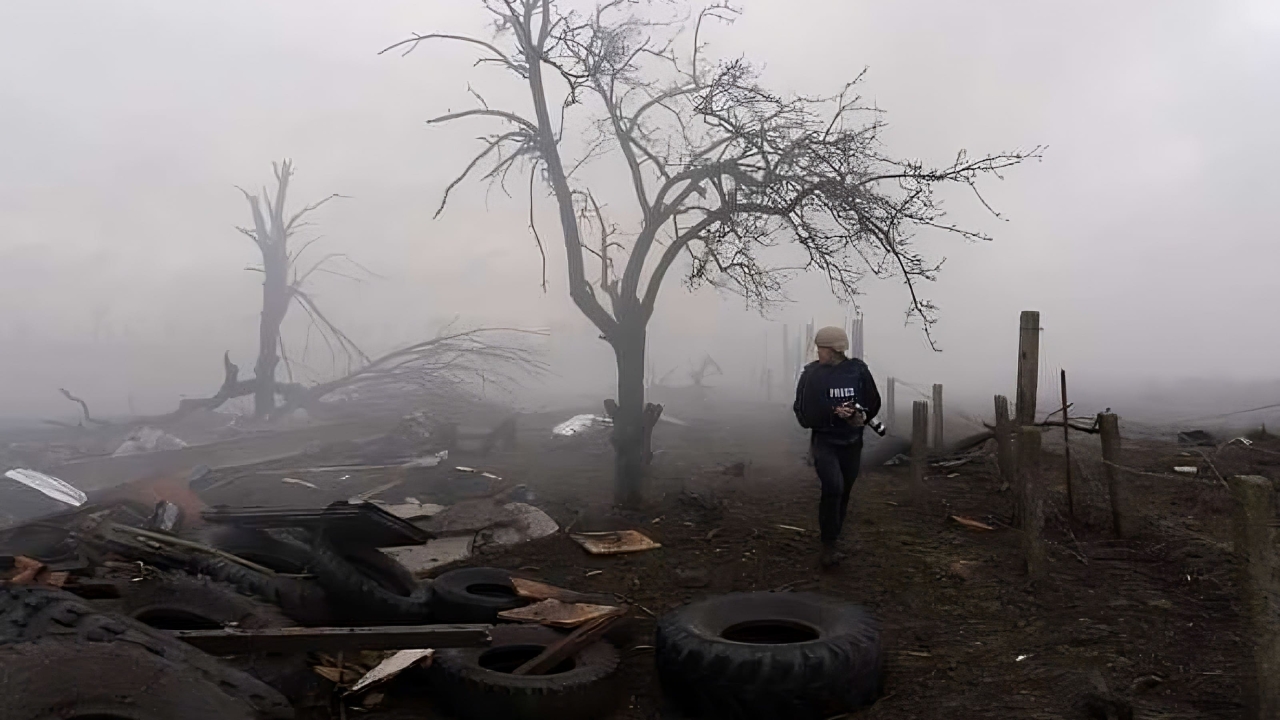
[611,323,648,507]
[254,252,288,418]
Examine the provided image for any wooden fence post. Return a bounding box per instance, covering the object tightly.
[1060,369,1074,521]
[1230,475,1280,720]
[1015,311,1041,425]
[1098,413,1126,537]
[994,395,1017,518]
[1018,427,1046,580]
[931,383,944,449]
[911,401,929,500]
[885,377,896,434]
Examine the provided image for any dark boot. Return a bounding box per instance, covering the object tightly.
[820,545,845,569]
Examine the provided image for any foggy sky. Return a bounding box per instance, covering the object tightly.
[1,0,1277,421]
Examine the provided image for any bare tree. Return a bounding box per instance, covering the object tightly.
[386,0,1039,504]
[236,160,367,417]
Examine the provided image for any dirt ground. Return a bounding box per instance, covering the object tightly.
[201,391,1275,719]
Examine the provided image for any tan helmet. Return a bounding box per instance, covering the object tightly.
[814,326,849,353]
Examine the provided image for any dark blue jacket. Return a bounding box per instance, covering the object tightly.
[793,357,882,445]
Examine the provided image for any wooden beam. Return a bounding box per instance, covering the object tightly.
[171,624,492,655]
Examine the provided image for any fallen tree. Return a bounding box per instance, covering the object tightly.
[55,327,547,428]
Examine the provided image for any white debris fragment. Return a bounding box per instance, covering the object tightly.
[552,414,611,437]
[1173,466,1199,475]
[474,502,560,549]
[402,450,448,468]
[3,469,87,507]
[112,427,188,456]
[281,477,319,489]
[348,649,434,694]
[374,500,446,520]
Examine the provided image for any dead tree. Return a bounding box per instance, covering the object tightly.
[689,355,722,387]
[387,0,1039,505]
[236,160,367,417]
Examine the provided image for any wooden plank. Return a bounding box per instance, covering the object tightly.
[512,615,619,676]
[171,624,491,655]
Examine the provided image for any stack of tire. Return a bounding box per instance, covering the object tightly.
[202,529,626,720]
[0,583,294,719]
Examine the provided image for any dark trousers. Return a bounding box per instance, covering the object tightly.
[811,435,862,546]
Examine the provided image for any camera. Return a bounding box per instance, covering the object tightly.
[839,401,886,437]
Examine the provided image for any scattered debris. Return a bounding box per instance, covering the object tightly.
[382,536,474,577]
[473,503,559,550]
[776,524,806,533]
[146,500,183,533]
[348,649,435,694]
[570,530,661,555]
[281,477,319,489]
[455,466,477,473]
[552,414,611,437]
[373,500,446,520]
[3,468,87,507]
[498,598,625,628]
[352,479,404,502]
[949,515,996,531]
[1016,654,1031,662]
[511,577,605,604]
[402,450,449,468]
[1176,430,1215,447]
[112,427,188,456]
[1172,466,1198,475]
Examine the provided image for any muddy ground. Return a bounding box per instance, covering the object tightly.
[200,391,1274,719]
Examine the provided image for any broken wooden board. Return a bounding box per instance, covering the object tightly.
[569,529,661,555]
[510,577,603,604]
[512,615,620,676]
[348,649,434,694]
[498,598,625,628]
[949,515,996,531]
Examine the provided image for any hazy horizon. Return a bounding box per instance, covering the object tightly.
[2,0,1277,427]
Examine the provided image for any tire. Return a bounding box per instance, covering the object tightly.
[0,639,271,720]
[0,584,293,719]
[429,624,622,720]
[431,566,529,623]
[108,570,295,631]
[205,526,431,624]
[196,527,337,626]
[104,571,326,706]
[654,591,883,720]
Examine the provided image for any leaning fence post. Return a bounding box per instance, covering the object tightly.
[885,377,896,434]
[911,400,929,500]
[931,383,944,450]
[1230,475,1280,719]
[1098,412,1127,537]
[1017,427,1046,579]
[994,395,1017,518]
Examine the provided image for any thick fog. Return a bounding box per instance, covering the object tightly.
[1,0,1277,424]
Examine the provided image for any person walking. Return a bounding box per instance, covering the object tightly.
[792,326,882,568]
